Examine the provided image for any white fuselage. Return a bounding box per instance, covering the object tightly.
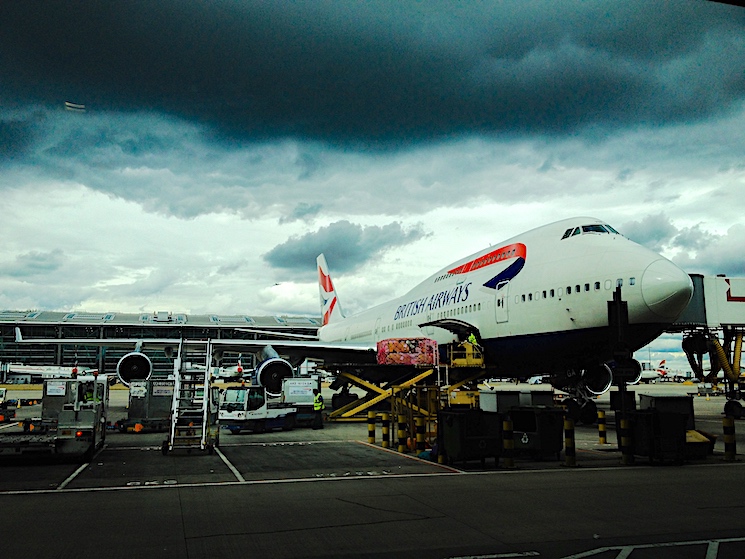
[319,217,693,376]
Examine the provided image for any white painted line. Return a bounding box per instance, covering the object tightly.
[57,462,89,490]
[215,446,245,482]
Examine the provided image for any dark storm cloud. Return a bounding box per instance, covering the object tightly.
[2,1,744,149]
[263,220,428,273]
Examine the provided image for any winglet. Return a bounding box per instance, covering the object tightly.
[317,253,345,325]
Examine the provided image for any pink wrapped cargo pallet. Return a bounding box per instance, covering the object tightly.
[376,338,438,366]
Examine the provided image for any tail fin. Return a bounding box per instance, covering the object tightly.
[317,254,345,326]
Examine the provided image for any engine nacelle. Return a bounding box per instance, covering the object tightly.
[255,357,293,397]
[116,352,152,386]
[582,364,613,395]
[550,364,613,397]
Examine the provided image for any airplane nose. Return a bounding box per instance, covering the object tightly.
[640,259,693,319]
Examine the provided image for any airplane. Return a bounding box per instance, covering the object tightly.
[633,359,666,384]
[15,217,693,421]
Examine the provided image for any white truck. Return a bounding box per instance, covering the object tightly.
[219,377,319,434]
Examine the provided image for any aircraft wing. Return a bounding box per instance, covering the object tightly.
[15,327,376,366]
[210,338,377,366]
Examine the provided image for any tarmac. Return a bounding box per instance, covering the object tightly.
[1,382,744,558]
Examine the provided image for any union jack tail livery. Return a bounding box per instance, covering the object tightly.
[317,254,345,326]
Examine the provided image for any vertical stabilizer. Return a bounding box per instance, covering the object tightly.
[317,254,345,325]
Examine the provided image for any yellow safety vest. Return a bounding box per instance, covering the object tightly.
[313,393,324,411]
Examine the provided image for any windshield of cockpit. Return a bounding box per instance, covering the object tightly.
[561,223,620,239]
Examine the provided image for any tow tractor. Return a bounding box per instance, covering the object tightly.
[0,374,108,459]
[220,377,320,434]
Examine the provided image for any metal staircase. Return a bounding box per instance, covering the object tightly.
[162,341,218,455]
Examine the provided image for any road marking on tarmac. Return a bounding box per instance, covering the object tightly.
[215,446,245,482]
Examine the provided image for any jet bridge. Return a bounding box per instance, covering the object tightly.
[671,274,745,417]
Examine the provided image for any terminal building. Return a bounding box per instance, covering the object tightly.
[0,310,321,382]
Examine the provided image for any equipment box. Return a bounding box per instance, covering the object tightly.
[480,389,554,413]
[438,409,502,466]
[508,406,564,459]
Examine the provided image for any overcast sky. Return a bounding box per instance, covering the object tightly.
[2,1,744,372]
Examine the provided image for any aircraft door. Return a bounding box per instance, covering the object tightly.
[495,281,509,323]
[374,318,381,340]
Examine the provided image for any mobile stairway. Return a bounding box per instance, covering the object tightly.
[162,341,220,455]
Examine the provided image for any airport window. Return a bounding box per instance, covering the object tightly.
[595,282,600,290]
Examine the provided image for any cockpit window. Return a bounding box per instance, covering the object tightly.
[582,224,608,234]
[604,224,619,234]
[561,223,620,239]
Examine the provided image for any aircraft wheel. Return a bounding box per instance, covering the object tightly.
[563,399,581,422]
[724,400,743,419]
[579,400,598,425]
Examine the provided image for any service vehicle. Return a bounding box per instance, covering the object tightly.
[220,377,320,434]
[0,387,16,423]
[0,374,108,458]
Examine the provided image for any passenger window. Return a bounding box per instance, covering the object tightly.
[617,278,623,287]
[542,290,547,299]
[575,285,580,293]
[522,294,526,302]
[604,280,612,290]
[566,286,572,294]
[550,289,555,298]
[584,283,590,292]
[528,294,532,301]
[629,277,636,286]
[595,282,600,290]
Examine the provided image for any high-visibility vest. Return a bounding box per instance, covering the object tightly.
[313,393,324,411]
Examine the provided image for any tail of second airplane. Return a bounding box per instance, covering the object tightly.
[317,254,345,326]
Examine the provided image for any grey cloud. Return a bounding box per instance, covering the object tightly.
[672,224,745,277]
[621,214,678,253]
[279,203,323,225]
[2,1,744,149]
[263,220,429,274]
[5,249,65,278]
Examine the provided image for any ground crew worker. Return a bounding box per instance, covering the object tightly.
[467,332,478,346]
[312,388,325,430]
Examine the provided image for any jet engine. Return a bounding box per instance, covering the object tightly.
[116,352,152,386]
[581,364,614,395]
[256,358,294,397]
